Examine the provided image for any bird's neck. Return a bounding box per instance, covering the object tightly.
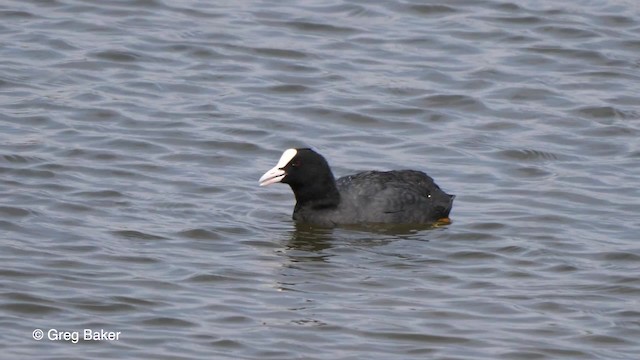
[291,175,340,211]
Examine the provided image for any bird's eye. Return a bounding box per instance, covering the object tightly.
[291,160,301,167]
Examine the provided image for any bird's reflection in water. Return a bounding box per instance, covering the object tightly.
[283,221,445,263]
[276,222,448,294]
[284,223,335,263]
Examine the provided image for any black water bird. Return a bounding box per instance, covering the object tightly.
[259,148,455,226]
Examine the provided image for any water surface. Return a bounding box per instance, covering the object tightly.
[1,0,639,359]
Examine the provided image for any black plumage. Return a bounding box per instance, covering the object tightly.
[259,148,454,226]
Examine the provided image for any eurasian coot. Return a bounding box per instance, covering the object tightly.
[259,148,454,226]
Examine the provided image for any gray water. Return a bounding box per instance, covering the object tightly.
[2,0,640,359]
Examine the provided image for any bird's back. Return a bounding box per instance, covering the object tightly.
[335,170,454,224]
